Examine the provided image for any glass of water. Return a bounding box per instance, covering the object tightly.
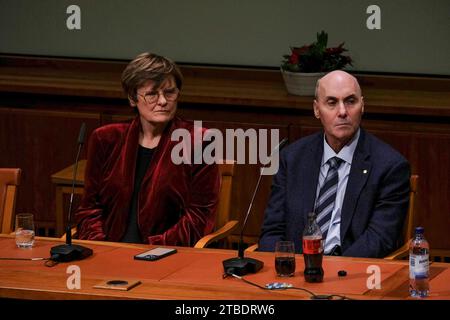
[15,213,35,248]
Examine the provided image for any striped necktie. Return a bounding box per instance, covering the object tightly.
[315,157,343,240]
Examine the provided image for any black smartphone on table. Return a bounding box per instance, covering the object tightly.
[133,247,177,261]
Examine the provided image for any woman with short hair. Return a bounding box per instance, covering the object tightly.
[75,52,220,246]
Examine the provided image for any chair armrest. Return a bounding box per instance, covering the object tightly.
[245,244,258,252]
[194,220,239,248]
[60,227,77,241]
[384,243,409,260]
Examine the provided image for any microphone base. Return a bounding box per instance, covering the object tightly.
[50,244,93,262]
[223,257,264,276]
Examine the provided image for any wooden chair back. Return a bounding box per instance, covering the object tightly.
[0,168,22,234]
[402,175,419,245]
[385,174,420,260]
[215,162,235,230]
[194,161,238,248]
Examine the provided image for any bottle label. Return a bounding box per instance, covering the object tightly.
[409,254,429,279]
[302,238,323,254]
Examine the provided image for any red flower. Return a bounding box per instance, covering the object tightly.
[281,32,352,73]
[289,52,299,64]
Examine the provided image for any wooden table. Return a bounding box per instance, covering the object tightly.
[0,235,449,300]
[50,160,86,236]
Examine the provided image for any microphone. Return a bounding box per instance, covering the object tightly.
[50,123,93,262]
[223,138,289,276]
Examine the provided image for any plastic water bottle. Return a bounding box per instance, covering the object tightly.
[409,227,430,297]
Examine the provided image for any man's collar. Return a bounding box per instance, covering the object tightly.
[322,128,360,166]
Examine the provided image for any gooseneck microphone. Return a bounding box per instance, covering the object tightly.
[50,123,93,262]
[223,138,289,276]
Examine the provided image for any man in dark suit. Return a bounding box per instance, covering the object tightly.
[259,70,410,258]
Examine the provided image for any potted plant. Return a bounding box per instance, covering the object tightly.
[281,31,352,96]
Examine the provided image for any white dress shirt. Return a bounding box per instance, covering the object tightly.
[315,129,360,254]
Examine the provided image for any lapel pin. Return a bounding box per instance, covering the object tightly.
[363,169,368,174]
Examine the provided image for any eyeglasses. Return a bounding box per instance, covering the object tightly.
[137,87,180,105]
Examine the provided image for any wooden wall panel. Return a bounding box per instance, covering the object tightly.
[370,130,450,249]
[0,107,101,232]
[200,121,289,240]
[0,56,448,250]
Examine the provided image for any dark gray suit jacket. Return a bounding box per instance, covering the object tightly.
[259,128,410,258]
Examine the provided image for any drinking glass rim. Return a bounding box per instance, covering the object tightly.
[275,241,295,254]
[276,240,295,247]
[16,213,34,218]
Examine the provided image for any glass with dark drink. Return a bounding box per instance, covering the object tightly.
[275,241,296,277]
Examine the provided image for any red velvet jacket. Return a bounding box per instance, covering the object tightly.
[75,116,220,246]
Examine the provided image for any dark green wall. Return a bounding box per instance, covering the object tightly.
[1,0,449,75]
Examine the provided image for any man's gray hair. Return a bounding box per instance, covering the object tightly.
[314,76,323,100]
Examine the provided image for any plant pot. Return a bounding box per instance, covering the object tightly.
[281,69,325,96]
